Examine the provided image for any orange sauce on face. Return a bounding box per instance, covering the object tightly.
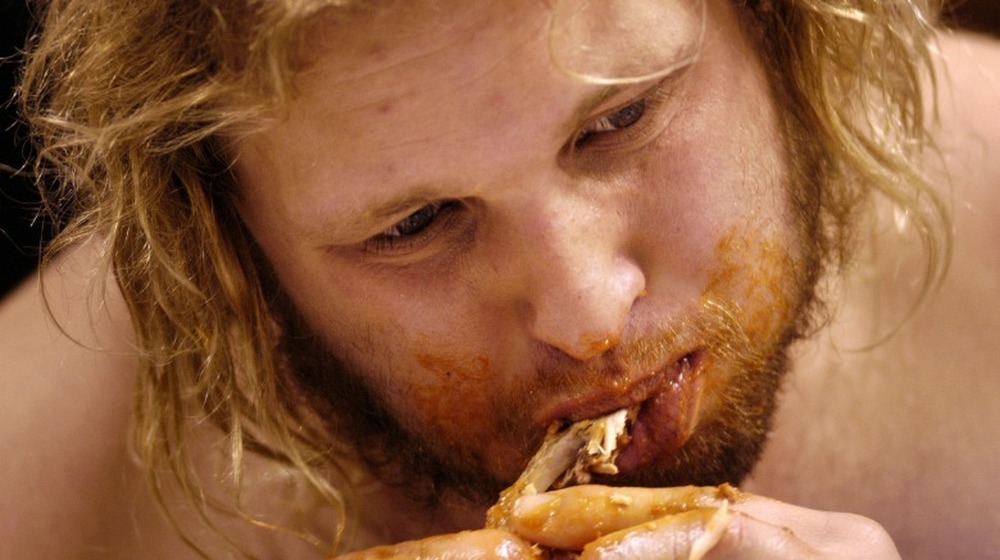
[689,220,813,417]
[582,335,619,356]
[703,224,806,345]
[415,352,491,382]
[405,348,506,468]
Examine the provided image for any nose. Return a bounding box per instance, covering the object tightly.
[510,194,647,362]
[528,253,646,360]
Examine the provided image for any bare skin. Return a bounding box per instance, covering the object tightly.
[0,24,997,560]
[744,30,1000,559]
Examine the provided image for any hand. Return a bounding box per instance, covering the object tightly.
[508,485,901,559]
[334,528,540,559]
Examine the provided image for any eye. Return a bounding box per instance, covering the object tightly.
[575,98,647,146]
[384,202,444,238]
[565,73,687,158]
[363,200,463,254]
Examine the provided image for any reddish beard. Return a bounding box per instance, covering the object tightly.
[272,279,816,509]
[259,69,828,508]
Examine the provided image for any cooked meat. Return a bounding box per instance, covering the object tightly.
[487,408,635,529]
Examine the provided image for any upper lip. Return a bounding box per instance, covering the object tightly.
[534,349,702,428]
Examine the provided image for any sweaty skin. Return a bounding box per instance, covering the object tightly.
[1,4,999,560]
[744,30,1000,559]
[234,0,810,513]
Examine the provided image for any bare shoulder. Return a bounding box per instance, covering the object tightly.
[935,29,1000,117]
[0,241,145,559]
[747,30,1000,559]
[927,30,1000,380]
[932,30,1000,210]
[0,241,343,558]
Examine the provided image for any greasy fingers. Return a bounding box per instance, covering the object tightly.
[581,505,729,560]
[334,529,539,559]
[581,508,900,560]
[510,485,900,559]
[511,485,731,550]
[718,507,902,560]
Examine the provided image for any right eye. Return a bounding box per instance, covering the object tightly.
[383,203,444,238]
[363,200,463,254]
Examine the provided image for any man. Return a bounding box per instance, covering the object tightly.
[1,0,997,558]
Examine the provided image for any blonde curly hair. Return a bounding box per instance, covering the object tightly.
[19,0,946,556]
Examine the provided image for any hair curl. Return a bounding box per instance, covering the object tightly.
[18,0,946,556]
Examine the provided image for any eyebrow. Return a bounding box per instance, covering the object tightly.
[363,185,443,224]
[310,183,445,244]
[325,83,635,242]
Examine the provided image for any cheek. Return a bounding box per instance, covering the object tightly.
[705,226,806,341]
[679,116,807,342]
[691,148,804,343]
[367,333,536,478]
[633,122,789,300]
[639,80,802,340]
[299,272,527,460]
[399,349,504,450]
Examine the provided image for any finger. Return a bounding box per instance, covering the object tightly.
[585,508,898,560]
[334,529,539,559]
[580,504,732,560]
[579,507,820,560]
[724,500,901,560]
[511,485,733,550]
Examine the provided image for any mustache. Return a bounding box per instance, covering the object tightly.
[528,297,770,392]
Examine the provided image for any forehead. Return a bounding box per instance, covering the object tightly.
[307,0,707,87]
[298,3,517,84]
[295,1,546,123]
[256,0,707,154]
[258,2,554,205]
[233,0,709,237]
[299,0,705,83]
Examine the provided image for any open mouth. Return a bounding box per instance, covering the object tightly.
[525,350,707,487]
[613,351,706,474]
[487,352,708,527]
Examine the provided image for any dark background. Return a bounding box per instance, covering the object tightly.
[1,0,999,296]
[1,0,42,296]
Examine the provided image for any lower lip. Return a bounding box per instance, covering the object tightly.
[614,359,706,474]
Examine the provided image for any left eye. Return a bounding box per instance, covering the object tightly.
[576,98,647,145]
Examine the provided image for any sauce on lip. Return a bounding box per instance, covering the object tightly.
[614,355,706,473]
